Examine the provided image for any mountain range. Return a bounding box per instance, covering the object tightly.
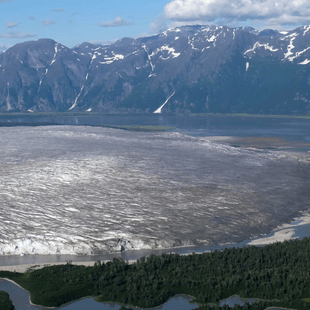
[1,24,310,115]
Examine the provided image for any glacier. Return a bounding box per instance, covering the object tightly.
[0,126,309,256]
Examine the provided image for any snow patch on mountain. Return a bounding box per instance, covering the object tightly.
[207,35,218,42]
[69,76,87,110]
[299,59,310,65]
[159,45,180,58]
[6,82,11,111]
[287,47,310,62]
[202,46,210,52]
[154,92,175,113]
[69,54,98,110]
[50,43,58,66]
[188,36,199,50]
[99,53,124,65]
[202,26,211,32]
[303,25,310,36]
[282,32,298,39]
[142,45,155,75]
[244,42,278,54]
[149,45,180,59]
[167,27,181,33]
[284,37,296,60]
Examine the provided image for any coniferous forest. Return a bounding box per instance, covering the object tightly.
[1,238,310,309]
[0,291,14,310]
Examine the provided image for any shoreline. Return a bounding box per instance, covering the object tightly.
[0,259,137,274]
[0,277,56,308]
[0,276,200,310]
[1,111,310,119]
[1,210,310,273]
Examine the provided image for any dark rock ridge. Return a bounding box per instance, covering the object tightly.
[1,25,310,115]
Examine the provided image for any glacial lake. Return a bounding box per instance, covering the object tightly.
[0,278,200,310]
[1,113,310,143]
[0,278,287,310]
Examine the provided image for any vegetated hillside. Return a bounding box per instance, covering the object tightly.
[1,238,310,309]
[1,25,310,115]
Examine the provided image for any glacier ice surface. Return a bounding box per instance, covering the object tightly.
[0,126,309,256]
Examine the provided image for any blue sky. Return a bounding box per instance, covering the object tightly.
[1,0,310,51]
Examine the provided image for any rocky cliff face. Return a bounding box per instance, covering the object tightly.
[1,25,310,114]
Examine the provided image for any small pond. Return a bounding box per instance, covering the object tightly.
[0,278,199,310]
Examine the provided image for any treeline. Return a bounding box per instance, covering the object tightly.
[1,238,310,309]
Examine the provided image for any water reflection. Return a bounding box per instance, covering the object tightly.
[220,295,256,307]
[0,279,198,310]
[1,114,310,142]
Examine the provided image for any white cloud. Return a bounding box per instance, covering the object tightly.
[42,19,55,26]
[52,8,64,12]
[89,39,117,45]
[0,32,36,38]
[6,22,18,28]
[150,14,168,33]
[100,17,133,27]
[28,15,36,21]
[164,0,310,26]
[0,43,7,52]
[169,20,212,28]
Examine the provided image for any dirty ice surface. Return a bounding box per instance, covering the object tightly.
[0,126,309,256]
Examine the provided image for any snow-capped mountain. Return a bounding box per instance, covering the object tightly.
[1,24,310,114]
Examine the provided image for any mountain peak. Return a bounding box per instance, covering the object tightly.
[0,24,310,115]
